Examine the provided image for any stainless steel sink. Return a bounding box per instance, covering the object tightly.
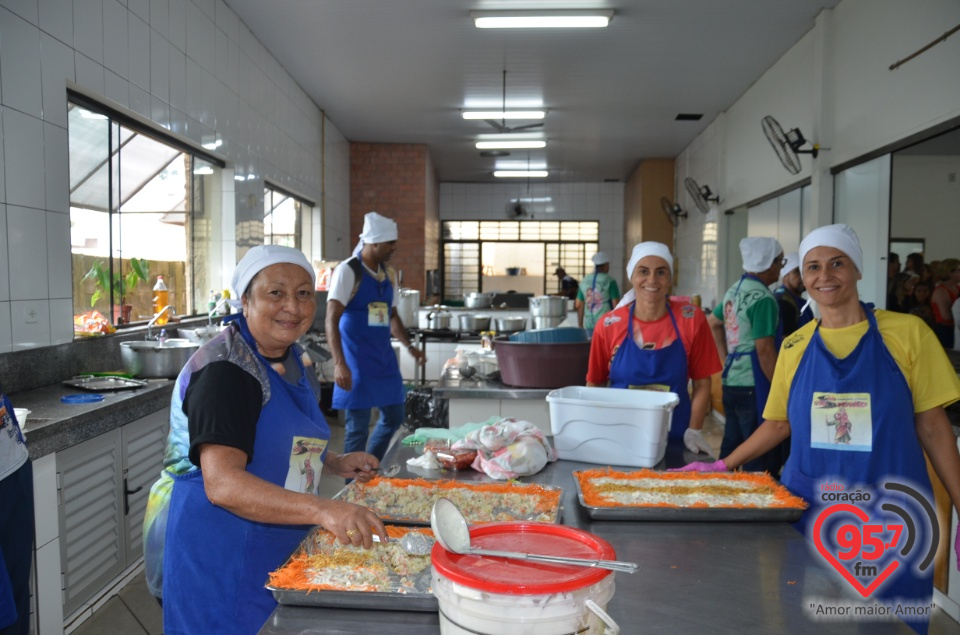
[179,325,225,344]
[120,339,200,378]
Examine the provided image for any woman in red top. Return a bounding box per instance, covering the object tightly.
[931,258,960,348]
[586,242,722,454]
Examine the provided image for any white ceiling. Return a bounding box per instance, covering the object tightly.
[224,0,842,183]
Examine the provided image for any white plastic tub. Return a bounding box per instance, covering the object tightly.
[546,386,679,467]
[431,523,619,635]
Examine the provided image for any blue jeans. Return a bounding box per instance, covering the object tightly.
[343,402,406,461]
[720,386,783,473]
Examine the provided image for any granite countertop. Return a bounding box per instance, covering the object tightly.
[12,379,175,459]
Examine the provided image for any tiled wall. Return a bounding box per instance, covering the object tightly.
[0,0,346,353]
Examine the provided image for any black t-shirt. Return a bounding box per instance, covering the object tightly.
[183,361,264,467]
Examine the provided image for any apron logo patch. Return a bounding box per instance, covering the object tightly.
[286,436,328,495]
[680,305,695,318]
[805,479,937,620]
[810,393,872,452]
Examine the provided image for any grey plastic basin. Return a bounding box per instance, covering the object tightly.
[120,339,200,378]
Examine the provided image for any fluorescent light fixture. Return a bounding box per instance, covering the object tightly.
[494,170,548,178]
[472,10,613,29]
[462,110,545,120]
[477,140,546,150]
[475,132,543,141]
[202,138,223,150]
[193,166,214,175]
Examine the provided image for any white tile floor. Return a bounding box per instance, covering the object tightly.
[69,412,727,635]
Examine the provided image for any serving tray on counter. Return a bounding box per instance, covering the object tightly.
[573,468,807,522]
[334,476,563,526]
[266,525,437,611]
[62,376,148,391]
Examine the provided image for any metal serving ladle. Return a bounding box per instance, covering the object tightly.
[430,497,638,574]
[372,532,436,556]
[352,463,401,478]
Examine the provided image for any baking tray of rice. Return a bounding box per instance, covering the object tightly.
[266,525,437,611]
[334,476,563,526]
[573,468,807,522]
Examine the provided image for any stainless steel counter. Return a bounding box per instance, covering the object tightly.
[259,441,946,634]
[433,373,552,400]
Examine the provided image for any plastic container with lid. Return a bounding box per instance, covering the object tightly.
[431,522,619,634]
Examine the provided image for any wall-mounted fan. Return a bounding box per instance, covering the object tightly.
[761,115,824,175]
[684,177,719,214]
[660,197,687,227]
[506,199,529,219]
[484,70,545,134]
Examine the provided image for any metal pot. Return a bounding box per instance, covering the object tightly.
[463,292,496,309]
[458,313,491,331]
[397,288,420,328]
[495,316,527,333]
[427,308,453,330]
[529,295,568,317]
[120,339,200,378]
[533,315,565,329]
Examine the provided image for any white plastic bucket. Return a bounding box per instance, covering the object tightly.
[431,523,619,634]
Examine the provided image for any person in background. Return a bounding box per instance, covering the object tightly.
[910,280,935,326]
[143,245,388,635]
[930,258,960,348]
[327,212,426,460]
[676,224,960,634]
[886,251,902,312]
[587,242,722,454]
[707,236,784,473]
[905,252,924,277]
[774,252,813,338]
[0,387,33,635]
[888,271,919,313]
[554,267,579,301]
[576,252,621,338]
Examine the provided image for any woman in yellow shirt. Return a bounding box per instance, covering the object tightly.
[677,224,960,632]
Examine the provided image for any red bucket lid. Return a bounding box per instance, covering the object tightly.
[431,522,616,594]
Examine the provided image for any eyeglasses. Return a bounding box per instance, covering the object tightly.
[779,258,788,267]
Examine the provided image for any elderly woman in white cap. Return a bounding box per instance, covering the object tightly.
[327,211,426,460]
[576,251,621,337]
[707,236,784,473]
[143,244,388,635]
[678,225,960,630]
[586,242,722,453]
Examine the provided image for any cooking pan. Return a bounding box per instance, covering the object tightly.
[464,292,496,309]
[495,316,527,333]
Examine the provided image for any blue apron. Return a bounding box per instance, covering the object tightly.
[721,274,773,419]
[332,263,404,409]
[781,305,933,633]
[163,327,331,635]
[609,302,690,440]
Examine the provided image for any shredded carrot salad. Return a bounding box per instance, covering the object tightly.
[267,526,434,594]
[338,477,562,523]
[576,468,808,510]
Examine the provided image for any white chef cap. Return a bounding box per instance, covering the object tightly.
[780,252,800,280]
[740,237,783,272]
[626,242,673,278]
[591,251,610,266]
[352,211,399,256]
[799,223,863,274]
[231,244,316,300]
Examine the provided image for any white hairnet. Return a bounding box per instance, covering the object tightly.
[799,223,863,274]
[740,237,783,272]
[591,251,610,266]
[626,242,673,278]
[352,211,398,256]
[780,252,800,280]
[231,244,316,300]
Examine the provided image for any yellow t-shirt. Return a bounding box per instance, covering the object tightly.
[763,309,960,421]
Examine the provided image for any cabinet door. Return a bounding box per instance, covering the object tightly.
[121,408,169,564]
[57,429,124,617]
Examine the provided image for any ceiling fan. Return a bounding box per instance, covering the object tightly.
[684,177,720,214]
[761,115,825,175]
[483,70,545,134]
[659,197,687,227]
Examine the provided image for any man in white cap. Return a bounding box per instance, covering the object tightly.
[576,252,621,337]
[326,212,426,460]
[774,252,813,337]
[707,236,784,473]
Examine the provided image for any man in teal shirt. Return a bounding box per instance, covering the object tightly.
[707,237,783,472]
[576,252,621,338]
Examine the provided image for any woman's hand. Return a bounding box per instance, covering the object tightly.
[668,459,728,473]
[315,499,388,549]
[325,451,380,481]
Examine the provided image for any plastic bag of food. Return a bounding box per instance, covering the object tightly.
[452,418,557,479]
